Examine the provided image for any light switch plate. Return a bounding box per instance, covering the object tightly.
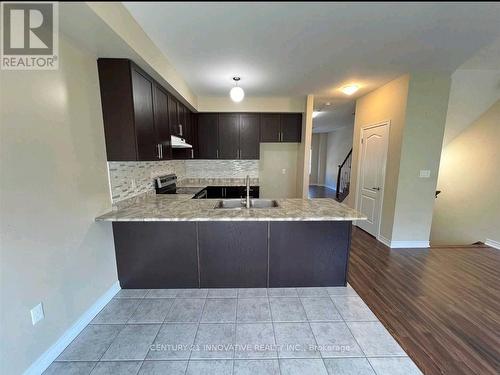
[419,170,431,178]
[282,169,286,174]
[31,303,44,326]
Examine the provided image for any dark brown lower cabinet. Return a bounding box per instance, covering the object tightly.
[198,222,268,287]
[112,222,198,288]
[111,220,351,288]
[269,221,351,287]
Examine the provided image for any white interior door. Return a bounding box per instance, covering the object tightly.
[356,123,389,237]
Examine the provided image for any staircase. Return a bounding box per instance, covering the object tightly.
[336,149,352,202]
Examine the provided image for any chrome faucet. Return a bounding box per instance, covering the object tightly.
[245,175,250,209]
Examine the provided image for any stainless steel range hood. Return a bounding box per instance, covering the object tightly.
[171,135,192,149]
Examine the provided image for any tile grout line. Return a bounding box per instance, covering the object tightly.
[297,295,326,370]
[185,295,208,374]
[233,293,239,373]
[267,290,282,375]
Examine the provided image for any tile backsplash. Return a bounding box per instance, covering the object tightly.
[108,159,259,202]
[184,160,259,179]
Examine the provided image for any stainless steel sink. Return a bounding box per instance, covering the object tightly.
[214,199,279,209]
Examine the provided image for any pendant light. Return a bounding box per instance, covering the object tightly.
[229,77,244,102]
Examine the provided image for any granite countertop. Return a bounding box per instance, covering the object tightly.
[95,191,367,222]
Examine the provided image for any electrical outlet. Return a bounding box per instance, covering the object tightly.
[31,303,44,326]
[282,169,287,175]
[419,170,431,178]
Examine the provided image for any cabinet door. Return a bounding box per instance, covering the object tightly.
[198,222,268,287]
[153,85,172,160]
[178,103,186,138]
[269,221,351,287]
[97,59,137,161]
[218,114,240,159]
[168,95,179,136]
[281,113,302,142]
[239,114,260,159]
[197,113,218,159]
[113,222,199,288]
[260,114,281,142]
[131,67,157,160]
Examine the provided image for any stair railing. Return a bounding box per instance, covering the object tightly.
[336,149,352,202]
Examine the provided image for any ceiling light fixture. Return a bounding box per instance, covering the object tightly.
[341,84,359,96]
[229,77,244,102]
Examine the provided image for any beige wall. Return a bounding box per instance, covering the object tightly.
[431,100,500,245]
[0,35,118,374]
[347,75,410,240]
[391,73,451,242]
[259,144,299,198]
[310,134,321,184]
[318,134,328,186]
[296,95,314,198]
[324,126,354,189]
[349,73,450,243]
[197,96,305,112]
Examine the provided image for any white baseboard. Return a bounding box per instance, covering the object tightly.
[485,238,500,250]
[24,281,121,375]
[376,235,429,249]
[390,240,429,249]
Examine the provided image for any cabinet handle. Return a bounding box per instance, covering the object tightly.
[179,124,183,136]
[157,144,161,159]
[160,144,163,159]
[191,149,194,159]
[216,149,219,159]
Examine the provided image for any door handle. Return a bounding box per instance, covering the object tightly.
[372,187,381,191]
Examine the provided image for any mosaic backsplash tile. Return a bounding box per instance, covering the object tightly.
[108,159,259,202]
[108,160,185,202]
[184,160,259,179]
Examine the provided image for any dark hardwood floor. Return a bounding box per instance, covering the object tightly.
[349,226,500,375]
[308,185,337,199]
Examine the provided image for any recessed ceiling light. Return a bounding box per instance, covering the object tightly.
[341,84,359,96]
[229,77,244,102]
[312,111,320,118]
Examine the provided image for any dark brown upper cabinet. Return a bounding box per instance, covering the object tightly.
[260,114,281,142]
[153,84,172,160]
[98,59,164,161]
[168,95,180,137]
[218,113,240,159]
[197,113,218,159]
[260,113,302,143]
[239,114,260,159]
[280,113,302,142]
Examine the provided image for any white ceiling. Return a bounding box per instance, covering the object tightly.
[125,2,500,101]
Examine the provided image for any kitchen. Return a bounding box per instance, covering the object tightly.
[95,58,364,290]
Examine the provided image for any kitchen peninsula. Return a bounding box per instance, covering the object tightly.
[96,191,365,289]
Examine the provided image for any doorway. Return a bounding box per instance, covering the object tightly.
[355,121,389,237]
